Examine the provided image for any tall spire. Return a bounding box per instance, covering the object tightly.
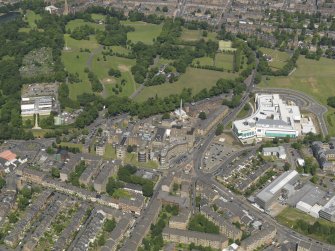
[63,0,69,15]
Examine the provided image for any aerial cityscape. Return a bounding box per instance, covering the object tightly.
[0,0,335,251]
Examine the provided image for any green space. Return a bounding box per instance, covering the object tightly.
[112,188,131,199]
[236,103,251,119]
[91,54,138,97]
[68,161,87,187]
[192,56,214,66]
[111,46,131,55]
[188,214,220,234]
[20,10,41,32]
[62,34,100,99]
[180,28,217,42]
[103,144,117,160]
[215,53,234,70]
[59,142,83,152]
[135,67,237,102]
[276,207,335,244]
[259,56,335,136]
[219,40,236,52]
[260,47,291,70]
[121,21,163,45]
[91,13,106,21]
[192,53,233,70]
[66,19,104,32]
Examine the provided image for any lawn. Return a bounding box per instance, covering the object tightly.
[91,54,138,97]
[111,46,131,55]
[180,28,217,42]
[135,67,236,102]
[59,142,83,151]
[62,35,101,99]
[215,52,234,70]
[260,48,291,70]
[219,40,236,52]
[192,56,214,66]
[259,56,335,135]
[121,21,163,45]
[103,144,117,160]
[66,19,105,32]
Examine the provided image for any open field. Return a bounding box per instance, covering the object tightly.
[219,40,236,52]
[215,53,234,70]
[260,47,291,70]
[103,144,117,159]
[91,54,138,97]
[192,53,233,70]
[124,152,158,169]
[180,28,217,42]
[135,67,237,102]
[192,56,214,66]
[111,46,131,55]
[66,19,105,32]
[259,56,335,135]
[121,21,163,45]
[59,142,83,151]
[61,35,101,99]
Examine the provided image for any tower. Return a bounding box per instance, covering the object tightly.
[63,0,69,15]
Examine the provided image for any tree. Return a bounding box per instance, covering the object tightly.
[0,176,5,190]
[162,6,168,12]
[104,218,116,232]
[284,162,291,171]
[198,112,207,120]
[127,145,134,153]
[51,167,60,178]
[215,124,224,136]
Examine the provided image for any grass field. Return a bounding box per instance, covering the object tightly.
[192,56,214,66]
[259,56,335,136]
[215,53,234,70]
[91,54,138,97]
[111,46,131,55]
[103,144,117,160]
[192,53,233,70]
[62,34,101,99]
[180,28,217,42]
[135,67,237,102]
[59,142,83,151]
[121,21,163,45]
[124,152,158,169]
[66,19,104,32]
[260,47,291,70]
[219,40,236,52]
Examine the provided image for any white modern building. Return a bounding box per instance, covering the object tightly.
[21,96,54,116]
[233,94,302,144]
[21,83,59,116]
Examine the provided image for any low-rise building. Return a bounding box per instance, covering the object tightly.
[169,208,191,230]
[201,205,242,240]
[94,161,119,193]
[255,170,299,209]
[262,146,287,160]
[162,227,228,250]
[319,195,335,222]
[239,224,276,251]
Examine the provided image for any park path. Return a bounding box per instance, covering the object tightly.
[86,45,103,71]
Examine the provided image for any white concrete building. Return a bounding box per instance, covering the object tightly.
[233,94,306,144]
